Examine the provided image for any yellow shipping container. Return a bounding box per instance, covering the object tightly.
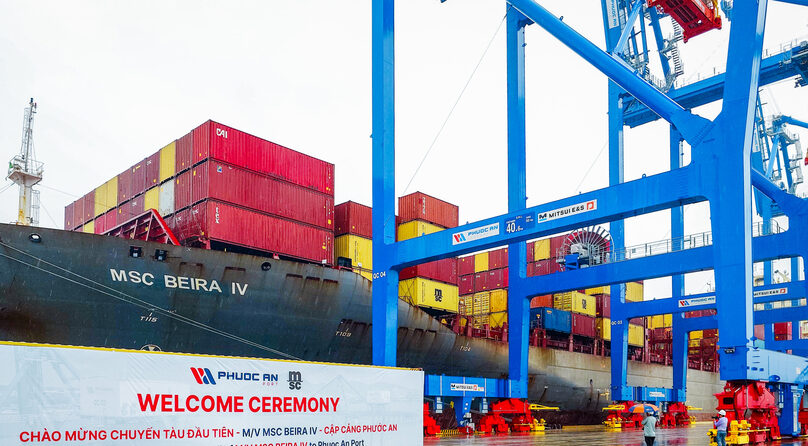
[397,220,444,241]
[399,278,459,313]
[690,330,703,340]
[94,182,107,217]
[490,312,508,328]
[159,142,176,183]
[335,234,373,270]
[647,314,672,329]
[626,282,644,302]
[553,291,596,316]
[94,178,119,217]
[585,286,610,296]
[597,318,611,341]
[533,239,550,261]
[689,339,700,347]
[144,187,159,212]
[472,291,490,315]
[490,289,508,313]
[628,324,645,347]
[474,252,489,272]
[82,221,94,234]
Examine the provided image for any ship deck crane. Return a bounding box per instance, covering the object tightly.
[6,98,43,226]
[372,0,808,438]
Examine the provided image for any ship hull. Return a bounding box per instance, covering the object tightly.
[0,224,722,414]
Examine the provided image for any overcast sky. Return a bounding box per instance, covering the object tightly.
[1,1,807,297]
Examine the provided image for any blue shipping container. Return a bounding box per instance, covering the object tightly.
[530,307,571,333]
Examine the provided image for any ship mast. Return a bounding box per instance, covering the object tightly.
[7,98,43,226]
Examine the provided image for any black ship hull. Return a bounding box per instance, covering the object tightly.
[0,224,722,413]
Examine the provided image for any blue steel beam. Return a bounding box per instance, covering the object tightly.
[648,7,672,80]
[506,5,529,399]
[624,50,805,127]
[370,0,399,367]
[612,0,644,55]
[505,0,711,143]
[390,167,701,267]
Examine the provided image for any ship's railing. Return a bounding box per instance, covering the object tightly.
[555,220,784,267]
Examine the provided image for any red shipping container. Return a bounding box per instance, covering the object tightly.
[188,200,334,264]
[64,201,75,230]
[572,313,596,338]
[145,151,161,189]
[549,235,567,259]
[530,295,553,308]
[82,190,96,223]
[652,327,672,341]
[594,294,610,317]
[400,258,458,284]
[118,168,133,205]
[192,161,334,230]
[118,194,145,222]
[335,201,372,238]
[533,259,562,276]
[72,199,84,229]
[130,160,147,198]
[192,121,335,196]
[474,272,489,292]
[459,275,474,295]
[703,329,718,338]
[775,332,792,341]
[486,268,508,289]
[171,207,193,241]
[775,322,792,336]
[754,324,765,340]
[176,131,193,173]
[174,170,193,211]
[93,215,106,234]
[104,209,118,233]
[629,317,645,327]
[458,256,475,276]
[488,248,509,269]
[527,242,534,263]
[398,192,458,228]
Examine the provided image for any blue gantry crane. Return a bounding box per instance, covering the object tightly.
[372,0,808,439]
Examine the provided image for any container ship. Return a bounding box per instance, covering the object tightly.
[0,120,726,420]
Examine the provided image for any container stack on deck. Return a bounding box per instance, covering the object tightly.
[333,201,373,280]
[65,120,335,265]
[397,192,460,316]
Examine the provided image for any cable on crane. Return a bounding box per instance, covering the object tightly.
[400,6,512,196]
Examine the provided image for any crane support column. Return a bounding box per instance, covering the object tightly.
[709,0,767,374]
[670,126,687,399]
[506,5,529,397]
[371,0,398,367]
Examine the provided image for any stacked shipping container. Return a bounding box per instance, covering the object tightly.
[333,201,373,281]
[397,192,459,315]
[65,120,335,264]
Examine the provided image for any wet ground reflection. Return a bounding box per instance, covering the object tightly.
[426,423,808,445]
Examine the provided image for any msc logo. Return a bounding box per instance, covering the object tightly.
[434,289,443,302]
[453,233,467,243]
[191,367,217,385]
[216,128,228,138]
[288,371,303,390]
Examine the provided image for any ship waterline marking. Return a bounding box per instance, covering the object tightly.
[109,269,248,296]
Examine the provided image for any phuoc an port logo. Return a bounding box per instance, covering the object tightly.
[190,367,217,385]
[452,223,500,245]
[190,367,280,386]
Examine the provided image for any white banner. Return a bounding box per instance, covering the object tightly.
[0,342,423,445]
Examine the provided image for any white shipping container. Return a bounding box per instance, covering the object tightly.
[158,181,175,217]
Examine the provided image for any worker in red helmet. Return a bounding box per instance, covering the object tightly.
[713,409,728,446]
